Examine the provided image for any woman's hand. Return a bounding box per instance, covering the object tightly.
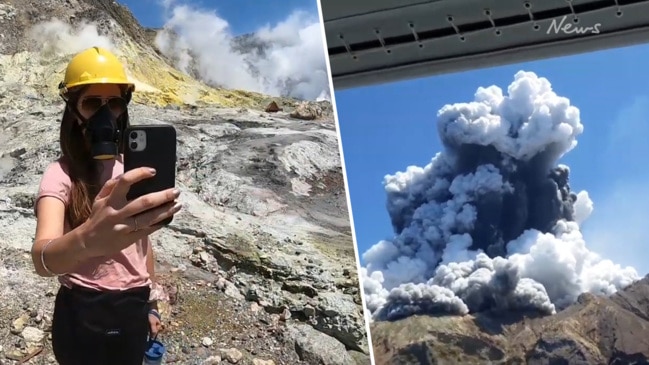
[148,312,164,338]
[79,167,182,257]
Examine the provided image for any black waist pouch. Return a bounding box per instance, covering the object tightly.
[52,285,151,365]
[68,285,150,336]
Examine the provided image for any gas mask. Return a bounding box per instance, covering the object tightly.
[84,103,121,160]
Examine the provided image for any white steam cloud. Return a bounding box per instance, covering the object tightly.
[155,1,330,101]
[25,2,329,101]
[361,71,639,322]
[27,19,115,57]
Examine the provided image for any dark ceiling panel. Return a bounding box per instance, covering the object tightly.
[321,0,440,22]
[321,0,649,89]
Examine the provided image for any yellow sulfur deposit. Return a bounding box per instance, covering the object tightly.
[0,36,268,109]
[119,39,267,108]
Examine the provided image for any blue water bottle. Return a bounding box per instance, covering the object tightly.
[143,338,166,365]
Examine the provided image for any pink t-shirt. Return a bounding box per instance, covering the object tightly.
[36,157,151,291]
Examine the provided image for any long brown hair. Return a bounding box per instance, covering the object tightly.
[59,87,131,228]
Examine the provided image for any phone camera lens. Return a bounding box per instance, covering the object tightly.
[130,141,138,150]
[130,132,138,140]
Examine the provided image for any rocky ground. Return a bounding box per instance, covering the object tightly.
[0,0,370,364]
[0,97,369,365]
[370,275,649,365]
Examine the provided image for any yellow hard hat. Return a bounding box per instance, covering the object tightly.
[59,46,135,97]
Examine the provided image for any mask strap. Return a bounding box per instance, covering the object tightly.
[61,85,91,126]
[123,89,133,104]
[66,102,89,126]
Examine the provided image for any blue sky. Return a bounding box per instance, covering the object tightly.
[336,43,649,274]
[121,0,319,35]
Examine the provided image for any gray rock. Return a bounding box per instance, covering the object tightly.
[201,337,214,347]
[220,348,243,363]
[286,324,355,365]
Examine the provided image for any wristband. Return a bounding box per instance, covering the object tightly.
[149,309,161,321]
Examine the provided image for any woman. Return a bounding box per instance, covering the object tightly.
[30,47,181,365]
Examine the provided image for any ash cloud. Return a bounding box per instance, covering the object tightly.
[155,1,330,101]
[361,71,639,322]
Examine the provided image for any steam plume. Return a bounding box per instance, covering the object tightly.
[26,2,329,101]
[28,19,115,56]
[155,1,329,101]
[361,71,639,321]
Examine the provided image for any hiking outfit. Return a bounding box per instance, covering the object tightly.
[37,48,157,365]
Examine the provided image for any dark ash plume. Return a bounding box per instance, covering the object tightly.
[361,71,638,321]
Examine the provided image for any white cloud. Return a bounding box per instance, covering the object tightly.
[155,1,330,101]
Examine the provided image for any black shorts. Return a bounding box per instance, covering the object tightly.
[51,284,151,365]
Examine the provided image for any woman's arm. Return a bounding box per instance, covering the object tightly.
[31,197,93,277]
[146,236,155,280]
[146,239,164,335]
[146,238,159,312]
